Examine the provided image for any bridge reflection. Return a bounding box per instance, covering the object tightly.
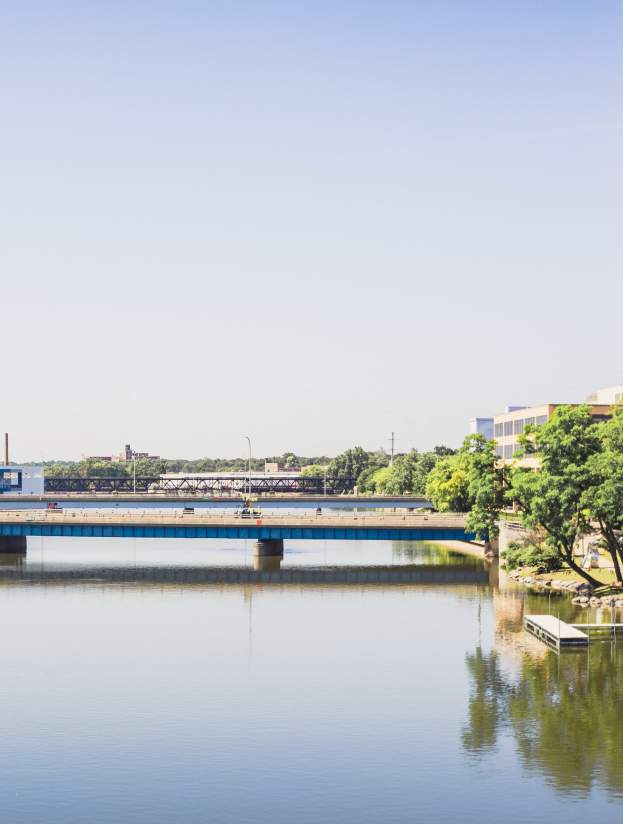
[0,560,492,587]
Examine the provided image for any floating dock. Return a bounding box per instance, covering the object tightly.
[524,615,589,649]
[571,623,623,638]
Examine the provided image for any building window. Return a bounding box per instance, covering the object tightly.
[495,445,503,458]
[524,416,535,427]
[494,423,503,438]
[503,421,513,436]
[503,444,514,459]
[536,415,548,425]
[513,419,524,435]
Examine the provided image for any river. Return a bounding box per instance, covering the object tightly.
[0,537,621,823]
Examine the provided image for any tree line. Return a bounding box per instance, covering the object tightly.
[43,452,331,480]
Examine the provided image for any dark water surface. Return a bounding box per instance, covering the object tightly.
[1,538,622,823]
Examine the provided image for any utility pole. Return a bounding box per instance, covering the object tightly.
[244,436,252,503]
[389,432,396,466]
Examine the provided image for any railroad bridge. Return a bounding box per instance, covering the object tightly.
[43,475,356,495]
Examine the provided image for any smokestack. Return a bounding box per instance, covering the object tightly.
[3,433,8,466]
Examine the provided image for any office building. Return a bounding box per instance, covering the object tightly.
[493,403,612,464]
[469,417,494,440]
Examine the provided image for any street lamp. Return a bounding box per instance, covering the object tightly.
[244,436,252,503]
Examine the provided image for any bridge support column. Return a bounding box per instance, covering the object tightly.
[253,539,284,558]
[0,535,27,554]
[253,554,283,572]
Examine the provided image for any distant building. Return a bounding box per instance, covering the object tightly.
[0,465,44,495]
[493,403,612,464]
[469,417,494,440]
[110,444,160,462]
[586,384,623,405]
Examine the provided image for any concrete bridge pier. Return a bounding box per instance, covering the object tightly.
[253,554,283,572]
[253,539,284,558]
[0,535,27,554]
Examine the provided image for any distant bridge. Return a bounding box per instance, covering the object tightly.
[43,475,356,495]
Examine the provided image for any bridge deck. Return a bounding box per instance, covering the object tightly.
[0,511,475,543]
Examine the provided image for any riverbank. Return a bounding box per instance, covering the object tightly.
[507,567,623,606]
[431,540,488,560]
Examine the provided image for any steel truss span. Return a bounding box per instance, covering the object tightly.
[43,476,357,495]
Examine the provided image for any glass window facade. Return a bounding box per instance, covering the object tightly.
[494,423,503,438]
[503,421,513,436]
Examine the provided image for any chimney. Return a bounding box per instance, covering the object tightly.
[4,433,8,466]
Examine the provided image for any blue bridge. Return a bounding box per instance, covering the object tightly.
[0,512,478,555]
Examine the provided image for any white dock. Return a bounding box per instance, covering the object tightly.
[571,623,623,637]
[524,615,589,649]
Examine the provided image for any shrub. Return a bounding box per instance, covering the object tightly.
[502,540,563,573]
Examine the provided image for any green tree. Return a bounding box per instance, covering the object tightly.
[425,454,470,512]
[433,445,457,457]
[512,405,602,587]
[583,405,623,584]
[300,464,326,478]
[370,466,393,493]
[461,434,507,542]
[327,447,370,492]
[383,450,433,495]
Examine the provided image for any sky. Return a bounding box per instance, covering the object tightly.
[2,1,623,461]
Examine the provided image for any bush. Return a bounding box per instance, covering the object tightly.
[502,540,563,573]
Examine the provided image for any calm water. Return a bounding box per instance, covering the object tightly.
[1,538,622,823]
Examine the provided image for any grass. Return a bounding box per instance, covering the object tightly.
[522,567,619,586]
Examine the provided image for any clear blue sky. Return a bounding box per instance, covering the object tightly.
[2,1,622,460]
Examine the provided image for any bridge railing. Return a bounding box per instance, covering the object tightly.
[0,510,468,528]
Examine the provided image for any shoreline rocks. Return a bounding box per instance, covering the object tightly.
[507,568,623,608]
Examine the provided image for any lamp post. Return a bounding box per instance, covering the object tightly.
[244,436,252,503]
[133,454,136,494]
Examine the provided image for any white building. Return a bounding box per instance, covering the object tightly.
[0,465,45,495]
[586,384,623,405]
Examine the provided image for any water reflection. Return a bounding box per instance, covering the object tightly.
[0,538,492,587]
[2,537,622,822]
[465,592,623,798]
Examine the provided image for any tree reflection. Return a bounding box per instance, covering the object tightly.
[463,644,623,797]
